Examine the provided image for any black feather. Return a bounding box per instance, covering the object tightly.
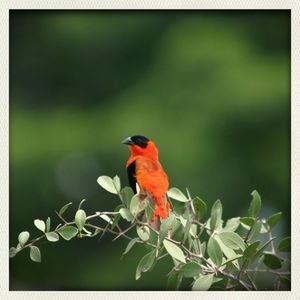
[127,160,137,193]
[130,135,149,149]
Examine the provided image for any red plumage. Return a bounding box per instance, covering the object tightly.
[123,136,170,220]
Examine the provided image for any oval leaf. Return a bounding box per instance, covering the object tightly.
[30,246,41,263]
[136,250,156,280]
[137,226,150,242]
[120,187,134,208]
[34,219,46,232]
[224,217,240,232]
[192,274,214,291]
[130,194,143,217]
[214,235,239,269]
[267,212,282,229]
[240,217,255,230]
[167,187,188,202]
[58,226,78,240]
[46,217,51,232]
[248,190,261,217]
[59,202,72,216]
[244,240,260,258]
[75,209,86,230]
[219,231,246,251]
[113,175,121,193]
[119,208,133,222]
[123,237,139,255]
[97,176,118,194]
[193,197,207,220]
[278,237,291,252]
[179,262,202,278]
[210,199,222,232]
[99,214,113,224]
[263,253,282,269]
[207,236,223,267]
[18,231,30,246]
[45,232,59,242]
[163,239,186,263]
[167,273,182,291]
[9,247,18,258]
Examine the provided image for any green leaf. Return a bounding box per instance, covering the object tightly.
[30,246,41,263]
[183,215,192,242]
[59,202,72,216]
[123,238,139,255]
[78,199,86,210]
[223,217,240,232]
[179,262,202,278]
[214,235,239,269]
[218,231,246,251]
[75,209,86,230]
[99,214,113,224]
[192,197,207,220]
[207,236,223,267]
[16,243,22,251]
[111,204,123,229]
[254,238,276,258]
[58,226,78,240]
[248,190,261,217]
[135,250,156,280]
[221,255,243,266]
[163,239,186,263]
[130,194,144,217]
[200,241,206,256]
[119,208,133,222]
[145,202,154,222]
[160,213,176,241]
[192,274,214,291]
[120,187,134,208]
[82,227,92,236]
[113,175,121,193]
[18,231,30,246]
[34,219,46,232]
[278,237,291,252]
[9,247,18,258]
[210,199,222,232]
[46,217,51,232]
[137,226,150,242]
[263,253,282,269]
[167,187,188,202]
[166,273,182,291]
[240,217,255,229]
[97,175,118,194]
[267,212,282,229]
[244,241,260,258]
[248,220,262,242]
[45,232,59,242]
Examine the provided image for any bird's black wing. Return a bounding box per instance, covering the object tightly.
[127,161,137,193]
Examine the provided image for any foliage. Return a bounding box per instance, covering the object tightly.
[9,175,290,291]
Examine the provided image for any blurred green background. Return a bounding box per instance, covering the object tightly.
[9,10,290,290]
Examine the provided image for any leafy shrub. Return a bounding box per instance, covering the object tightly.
[10,175,291,290]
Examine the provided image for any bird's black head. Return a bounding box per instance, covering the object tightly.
[122,135,150,149]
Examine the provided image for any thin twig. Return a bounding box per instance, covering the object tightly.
[245,269,290,276]
[113,223,136,241]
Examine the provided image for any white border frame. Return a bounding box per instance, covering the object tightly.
[1,1,299,299]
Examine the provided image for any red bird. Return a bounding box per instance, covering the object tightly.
[122,135,170,220]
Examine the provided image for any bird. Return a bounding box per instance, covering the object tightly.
[122,135,170,221]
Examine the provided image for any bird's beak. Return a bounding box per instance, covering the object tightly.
[122,137,134,145]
